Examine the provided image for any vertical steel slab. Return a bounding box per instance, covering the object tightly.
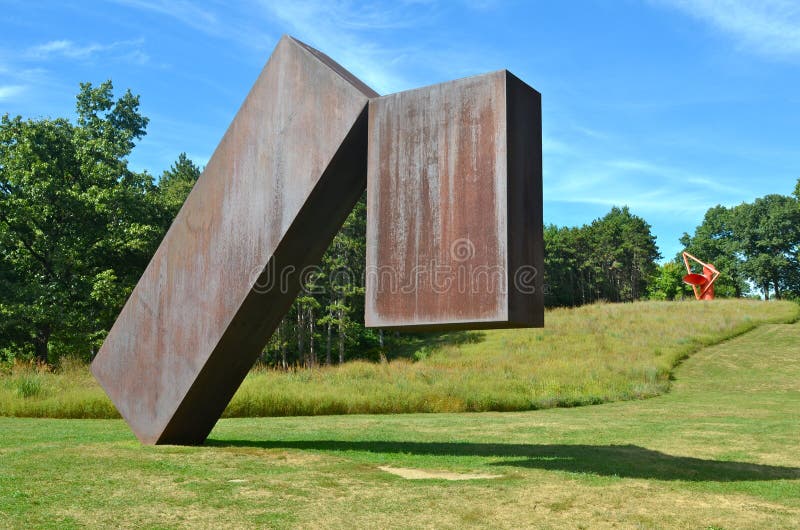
[91,36,377,444]
[365,70,543,330]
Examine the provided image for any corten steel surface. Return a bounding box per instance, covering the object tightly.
[91,36,378,445]
[365,70,544,330]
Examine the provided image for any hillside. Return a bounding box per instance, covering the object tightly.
[1,299,797,419]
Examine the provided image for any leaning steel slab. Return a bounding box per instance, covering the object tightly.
[365,70,543,330]
[92,36,377,445]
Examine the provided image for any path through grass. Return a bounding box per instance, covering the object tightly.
[1,319,799,527]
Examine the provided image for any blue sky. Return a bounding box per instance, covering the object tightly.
[2,1,799,260]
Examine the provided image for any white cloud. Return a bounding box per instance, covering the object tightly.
[111,0,219,32]
[572,125,611,141]
[27,40,104,59]
[461,0,501,10]
[25,39,149,63]
[607,159,743,195]
[108,1,502,92]
[543,129,746,219]
[111,0,273,53]
[0,84,26,101]
[256,0,425,94]
[659,0,800,59]
[542,134,573,156]
[256,0,504,94]
[0,37,148,109]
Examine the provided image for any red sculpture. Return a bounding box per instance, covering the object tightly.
[681,251,719,300]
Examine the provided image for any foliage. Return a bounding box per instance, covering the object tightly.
[648,261,691,300]
[260,195,394,368]
[681,185,800,300]
[732,195,800,299]
[157,152,201,226]
[544,206,661,306]
[0,79,391,367]
[0,81,162,363]
[679,205,748,297]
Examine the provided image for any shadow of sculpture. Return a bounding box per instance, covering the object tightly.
[389,330,487,361]
[206,439,800,482]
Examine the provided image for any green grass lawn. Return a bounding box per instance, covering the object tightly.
[2,299,798,418]
[2,312,800,527]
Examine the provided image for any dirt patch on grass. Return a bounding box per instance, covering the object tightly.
[378,465,501,480]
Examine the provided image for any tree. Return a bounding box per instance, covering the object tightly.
[0,81,161,363]
[543,206,661,307]
[731,195,800,299]
[585,206,661,302]
[679,205,747,297]
[322,195,369,363]
[543,224,585,306]
[683,187,800,300]
[158,152,201,225]
[256,194,389,368]
[648,262,690,300]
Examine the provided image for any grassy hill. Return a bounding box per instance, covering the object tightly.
[1,299,797,419]
[1,308,800,527]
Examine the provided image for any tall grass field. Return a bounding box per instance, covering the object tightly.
[1,299,797,419]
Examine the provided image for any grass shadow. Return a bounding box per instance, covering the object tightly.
[387,330,486,361]
[206,439,800,482]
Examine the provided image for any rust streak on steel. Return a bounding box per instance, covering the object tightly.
[365,70,543,330]
[91,36,378,445]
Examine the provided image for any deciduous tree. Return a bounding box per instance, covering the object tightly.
[679,205,747,297]
[731,195,800,299]
[0,81,160,362]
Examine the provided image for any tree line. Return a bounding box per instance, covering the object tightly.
[543,207,661,306]
[2,82,798,366]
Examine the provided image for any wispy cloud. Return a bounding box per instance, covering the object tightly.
[461,0,502,10]
[543,127,747,219]
[543,150,744,259]
[257,0,507,94]
[111,0,219,33]
[112,0,273,53]
[0,84,26,101]
[572,125,611,141]
[659,0,800,59]
[542,134,573,156]
[256,0,429,94]
[0,60,49,108]
[24,39,149,64]
[607,158,743,195]
[0,37,148,109]
[27,40,105,60]
[109,0,504,92]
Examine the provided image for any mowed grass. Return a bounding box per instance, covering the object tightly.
[1,299,798,418]
[1,319,800,528]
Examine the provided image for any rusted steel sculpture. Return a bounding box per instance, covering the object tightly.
[93,36,543,445]
[681,251,720,300]
[365,71,543,329]
[92,36,377,444]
